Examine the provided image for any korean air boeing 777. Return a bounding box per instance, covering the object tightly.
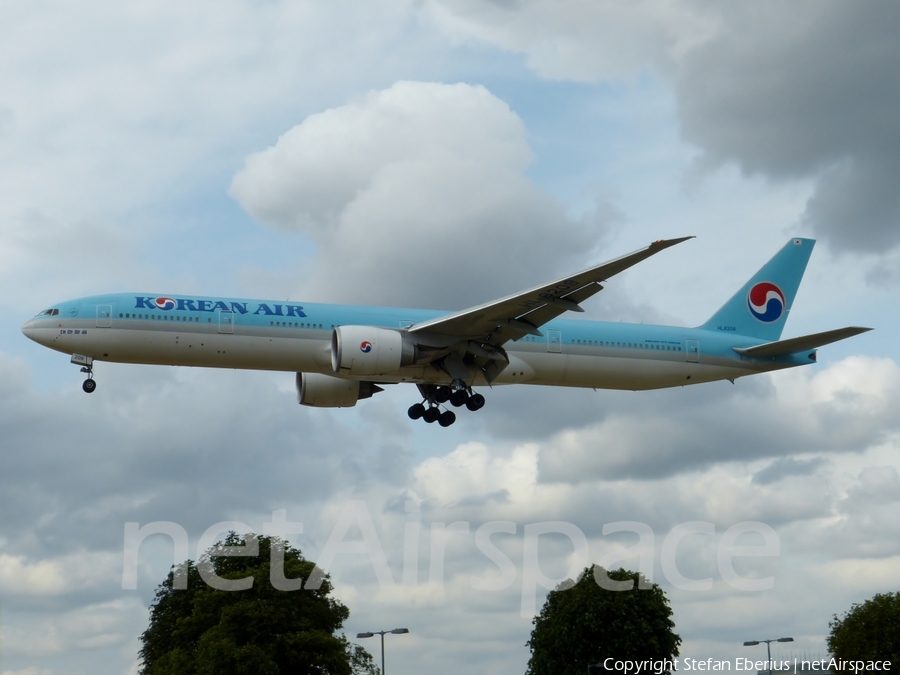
[22,237,870,427]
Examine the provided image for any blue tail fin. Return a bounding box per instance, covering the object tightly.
[700,238,815,341]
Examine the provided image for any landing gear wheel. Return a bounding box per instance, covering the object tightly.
[423,407,441,423]
[408,403,426,420]
[450,389,469,407]
[438,410,456,427]
[82,379,97,394]
[466,393,485,411]
[434,386,452,403]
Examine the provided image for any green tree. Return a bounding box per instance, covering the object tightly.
[526,566,680,675]
[828,591,900,662]
[139,533,378,675]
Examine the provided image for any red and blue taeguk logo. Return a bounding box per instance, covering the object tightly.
[360,341,373,353]
[155,297,176,311]
[747,282,785,323]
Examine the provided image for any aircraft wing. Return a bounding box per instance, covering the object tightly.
[409,237,693,344]
[732,326,873,357]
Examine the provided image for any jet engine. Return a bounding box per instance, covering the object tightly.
[296,372,383,408]
[331,325,418,376]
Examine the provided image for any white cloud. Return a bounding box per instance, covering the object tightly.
[321,372,897,667]
[535,356,900,482]
[426,1,900,255]
[0,556,67,596]
[0,0,432,311]
[849,465,900,505]
[413,442,538,507]
[424,0,715,81]
[230,80,606,308]
[2,348,896,672]
[0,598,147,661]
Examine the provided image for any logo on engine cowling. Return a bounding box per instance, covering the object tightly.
[360,341,373,353]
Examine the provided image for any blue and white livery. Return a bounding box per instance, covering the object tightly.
[22,238,871,427]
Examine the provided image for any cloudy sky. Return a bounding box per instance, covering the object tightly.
[2,1,899,673]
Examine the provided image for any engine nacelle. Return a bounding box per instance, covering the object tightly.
[296,372,383,408]
[331,325,417,376]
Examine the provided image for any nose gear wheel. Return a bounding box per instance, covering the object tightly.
[77,360,97,394]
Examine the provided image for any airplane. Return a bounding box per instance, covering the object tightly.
[21,237,871,427]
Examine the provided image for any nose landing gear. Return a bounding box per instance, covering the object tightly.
[70,354,97,393]
[407,383,484,427]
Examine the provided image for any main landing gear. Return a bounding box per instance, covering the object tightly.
[407,383,485,427]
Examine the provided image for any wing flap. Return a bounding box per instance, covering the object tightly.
[733,326,872,357]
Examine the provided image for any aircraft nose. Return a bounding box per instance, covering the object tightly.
[21,319,36,341]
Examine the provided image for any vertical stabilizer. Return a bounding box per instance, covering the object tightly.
[699,238,814,341]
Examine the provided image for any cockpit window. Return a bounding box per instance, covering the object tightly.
[37,308,60,317]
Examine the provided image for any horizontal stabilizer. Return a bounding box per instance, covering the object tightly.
[733,326,872,357]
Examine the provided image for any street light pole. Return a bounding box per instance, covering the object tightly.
[742,637,794,675]
[357,628,409,675]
